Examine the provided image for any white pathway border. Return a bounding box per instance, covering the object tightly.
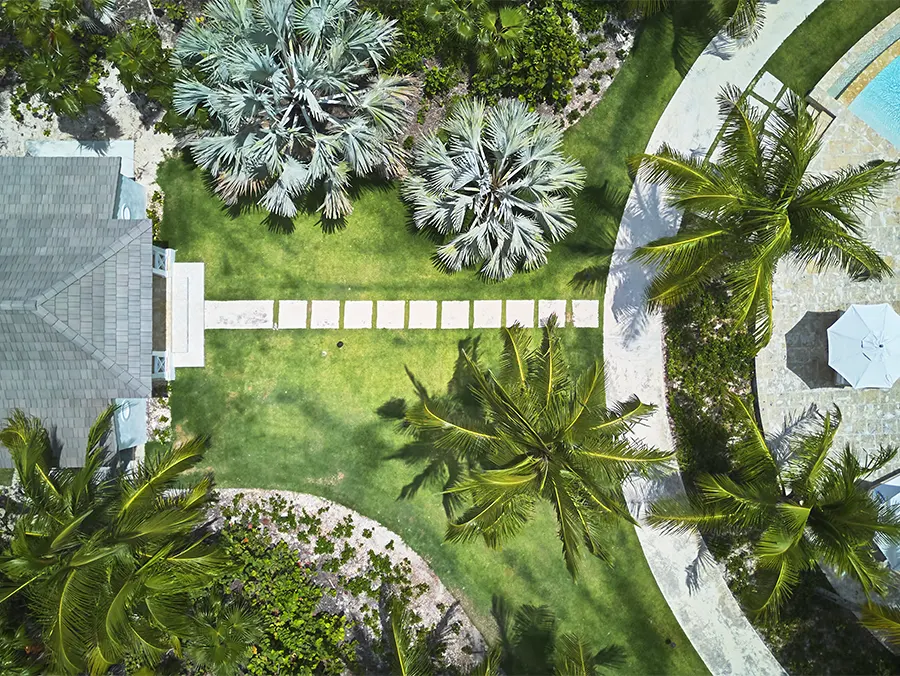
[606,1,825,674]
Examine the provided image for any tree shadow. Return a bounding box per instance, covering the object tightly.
[381,336,482,518]
[669,0,733,76]
[785,311,843,389]
[566,182,625,294]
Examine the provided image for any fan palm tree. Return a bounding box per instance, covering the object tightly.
[404,317,673,579]
[647,395,900,618]
[173,0,412,221]
[403,98,585,281]
[630,86,896,349]
[0,408,234,675]
[628,0,764,41]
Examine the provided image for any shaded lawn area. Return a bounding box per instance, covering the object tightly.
[765,0,900,94]
[162,9,721,675]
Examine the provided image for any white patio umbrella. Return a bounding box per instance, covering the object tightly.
[827,303,900,388]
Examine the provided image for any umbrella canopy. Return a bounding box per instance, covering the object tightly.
[827,304,900,389]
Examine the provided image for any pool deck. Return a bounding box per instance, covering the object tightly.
[757,21,900,474]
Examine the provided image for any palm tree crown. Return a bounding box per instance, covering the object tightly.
[0,409,227,674]
[628,0,764,41]
[403,98,585,281]
[631,87,896,349]
[648,395,900,618]
[404,317,672,579]
[174,0,413,220]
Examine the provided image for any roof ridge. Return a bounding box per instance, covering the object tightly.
[32,303,150,397]
[33,218,152,306]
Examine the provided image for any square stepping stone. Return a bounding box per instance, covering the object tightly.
[538,300,567,327]
[205,300,273,329]
[310,300,340,329]
[572,299,599,328]
[377,301,406,329]
[343,300,373,329]
[505,300,534,328]
[408,300,437,329]
[278,300,307,329]
[441,301,470,329]
[473,300,502,328]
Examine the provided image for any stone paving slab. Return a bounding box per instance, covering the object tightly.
[377,301,406,329]
[441,301,470,329]
[310,300,340,329]
[572,300,600,328]
[278,300,307,329]
[343,300,373,329]
[505,300,534,328]
[473,300,502,328]
[205,300,273,329]
[754,70,784,103]
[408,301,437,329]
[538,300,567,327]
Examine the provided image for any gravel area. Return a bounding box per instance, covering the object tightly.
[215,488,487,672]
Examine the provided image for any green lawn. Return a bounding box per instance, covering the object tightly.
[162,9,722,675]
[765,0,900,94]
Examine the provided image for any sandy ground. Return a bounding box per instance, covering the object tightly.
[214,488,487,672]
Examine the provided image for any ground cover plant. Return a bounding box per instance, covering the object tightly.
[765,0,900,95]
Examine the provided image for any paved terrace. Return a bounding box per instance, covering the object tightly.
[757,14,900,475]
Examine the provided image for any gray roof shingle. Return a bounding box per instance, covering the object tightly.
[0,157,152,467]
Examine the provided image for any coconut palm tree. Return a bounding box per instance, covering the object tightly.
[404,317,673,579]
[0,408,235,675]
[631,86,896,349]
[647,395,900,618]
[628,0,764,41]
[173,0,412,221]
[862,602,900,646]
[403,98,585,281]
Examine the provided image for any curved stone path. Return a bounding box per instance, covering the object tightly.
[604,1,824,674]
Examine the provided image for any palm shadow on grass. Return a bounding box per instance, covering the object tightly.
[382,336,482,519]
[566,182,626,294]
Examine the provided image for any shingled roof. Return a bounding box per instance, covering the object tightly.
[0,157,152,467]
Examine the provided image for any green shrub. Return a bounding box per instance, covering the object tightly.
[403,135,415,150]
[151,0,187,27]
[359,0,444,73]
[471,0,582,108]
[575,82,587,94]
[217,508,356,674]
[663,284,756,482]
[566,109,580,123]
[422,65,457,98]
[570,0,614,33]
[615,47,628,60]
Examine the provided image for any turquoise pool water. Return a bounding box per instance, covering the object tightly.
[850,54,900,148]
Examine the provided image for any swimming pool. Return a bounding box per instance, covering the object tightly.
[849,53,900,148]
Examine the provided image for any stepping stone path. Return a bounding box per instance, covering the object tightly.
[206,299,602,330]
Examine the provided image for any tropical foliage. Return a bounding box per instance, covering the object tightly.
[403,98,585,280]
[173,0,413,221]
[0,409,242,675]
[631,86,896,349]
[648,396,900,618]
[628,0,764,40]
[403,317,672,579]
[862,602,900,647]
[424,0,528,72]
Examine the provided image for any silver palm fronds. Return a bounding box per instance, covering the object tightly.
[173,0,413,220]
[403,99,585,281]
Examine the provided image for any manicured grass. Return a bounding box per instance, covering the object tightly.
[162,9,721,675]
[765,0,900,94]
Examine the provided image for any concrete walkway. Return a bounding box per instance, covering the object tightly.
[606,1,825,674]
[204,298,600,330]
